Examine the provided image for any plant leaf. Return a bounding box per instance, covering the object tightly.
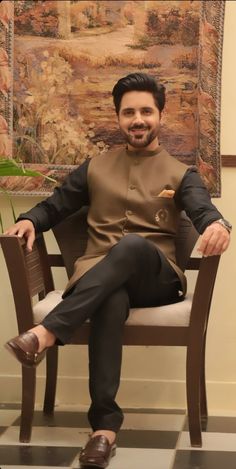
[0,211,3,234]
[0,159,56,183]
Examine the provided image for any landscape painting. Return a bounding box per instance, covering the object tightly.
[0,1,225,195]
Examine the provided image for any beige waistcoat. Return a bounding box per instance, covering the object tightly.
[65,145,188,295]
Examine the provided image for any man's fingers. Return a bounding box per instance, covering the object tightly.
[3,221,35,250]
[4,226,20,235]
[4,226,27,238]
[197,233,211,256]
[198,225,230,256]
[26,231,35,252]
[17,228,27,238]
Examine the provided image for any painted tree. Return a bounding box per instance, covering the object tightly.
[57,0,71,39]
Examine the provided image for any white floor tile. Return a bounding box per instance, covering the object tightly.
[108,448,174,469]
[178,431,236,451]
[0,410,21,426]
[0,426,90,447]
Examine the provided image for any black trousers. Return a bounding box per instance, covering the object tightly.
[42,234,182,432]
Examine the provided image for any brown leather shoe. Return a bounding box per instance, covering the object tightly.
[5,331,47,368]
[79,435,116,468]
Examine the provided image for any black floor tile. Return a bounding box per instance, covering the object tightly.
[117,429,179,449]
[173,450,236,469]
[0,445,79,466]
[12,408,186,428]
[123,407,186,415]
[0,427,7,436]
[13,410,89,428]
[184,416,236,433]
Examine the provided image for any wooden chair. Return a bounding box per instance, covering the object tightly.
[0,207,220,447]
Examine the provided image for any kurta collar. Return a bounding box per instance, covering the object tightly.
[125,144,164,157]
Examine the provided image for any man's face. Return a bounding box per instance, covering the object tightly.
[118,91,161,151]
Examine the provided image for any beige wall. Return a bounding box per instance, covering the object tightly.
[0,1,236,412]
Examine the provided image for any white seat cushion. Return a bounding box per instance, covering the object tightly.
[127,296,192,326]
[33,290,192,327]
[33,290,63,324]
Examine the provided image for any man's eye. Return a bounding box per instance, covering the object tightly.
[143,109,152,115]
[124,110,133,116]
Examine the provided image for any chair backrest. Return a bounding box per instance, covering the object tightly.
[52,207,199,277]
[0,234,54,332]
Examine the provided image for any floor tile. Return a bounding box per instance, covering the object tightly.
[0,445,79,466]
[184,416,236,433]
[124,412,186,431]
[0,427,7,436]
[13,410,89,428]
[1,427,179,450]
[0,426,89,447]
[117,429,179,449]
[112,448,175,469]
[0,409,21,426]
[173,450,236,469]
[123,408,186,415]
[178,431,236,451]
[12,409,186,428]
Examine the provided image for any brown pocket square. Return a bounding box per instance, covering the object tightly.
[157,189,175,198]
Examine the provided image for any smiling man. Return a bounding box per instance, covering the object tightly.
[5,73,231,468]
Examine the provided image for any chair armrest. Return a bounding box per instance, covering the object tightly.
[188,255,221,334]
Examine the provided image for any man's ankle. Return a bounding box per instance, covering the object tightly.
[28,325,56,352]
[91,430,116,445]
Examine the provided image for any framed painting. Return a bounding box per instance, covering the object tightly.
[0,0,225,196]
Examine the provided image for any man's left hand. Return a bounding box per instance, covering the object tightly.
[197,222,230,257]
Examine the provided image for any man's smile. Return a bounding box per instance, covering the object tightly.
[129,127,149,136]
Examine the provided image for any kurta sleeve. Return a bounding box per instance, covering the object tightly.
[175,167,223,234]
[17,159,90,233]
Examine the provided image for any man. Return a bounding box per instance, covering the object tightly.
[5,73,231,468]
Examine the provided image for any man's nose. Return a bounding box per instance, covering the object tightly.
[132,112,144,124]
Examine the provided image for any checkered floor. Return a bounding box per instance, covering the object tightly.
[1,404,236,468]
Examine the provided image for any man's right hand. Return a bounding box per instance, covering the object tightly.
[4,220,35,252]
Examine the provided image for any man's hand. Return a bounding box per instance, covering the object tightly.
[4,220,35,252]
[197,221,230,257]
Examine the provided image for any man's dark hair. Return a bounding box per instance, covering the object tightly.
[112,72,166,115]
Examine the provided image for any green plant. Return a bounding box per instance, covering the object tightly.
[0,158,56,232]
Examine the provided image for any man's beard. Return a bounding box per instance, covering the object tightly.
[120,125,158,149]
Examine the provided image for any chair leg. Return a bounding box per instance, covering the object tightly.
[43,345,58,415]
[20,366,36,443]
[186,345,202,448]
[200,337,208,420]
[199,337,208,433]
